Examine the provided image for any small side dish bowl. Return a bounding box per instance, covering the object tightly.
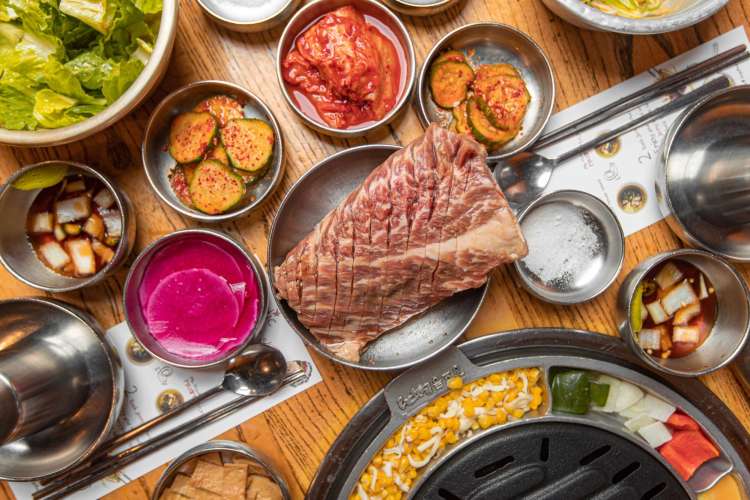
[0,1,178,148]
[152,440,290,500]
[142,81,285,222]
[416,22,555,161]
[617,249,750,377]
[514,190,625,304]
[0,161,135,293]
[380,0,463,16]
[276,0,417,138]
[197,0,302,32]
[124,229,268,369]
[540,0,728,35]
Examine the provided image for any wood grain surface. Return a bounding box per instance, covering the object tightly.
[2,1,750,499]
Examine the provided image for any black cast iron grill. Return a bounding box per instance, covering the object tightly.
[412,422,688,500]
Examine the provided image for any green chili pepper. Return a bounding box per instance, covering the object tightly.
[590,382,610,407]
[551,370,591,415]
[631,283,644,333]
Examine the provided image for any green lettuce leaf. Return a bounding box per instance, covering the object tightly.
[32,87,104,128]
[58,0,115,34]
[102,56,142,103]
[132,0,161,14]
[64,50,111,89]
[0,72,36,129]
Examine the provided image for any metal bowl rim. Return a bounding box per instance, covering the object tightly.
[0,160,134,293]
[0,296,124,481]
[619,248,750,377]
[660,84,750,262]
[141,80,285,223]
[388,0,454,7]
[275,0,417,138]
[267,143,489,371]
[415,21,556,161]
[151,439,291,500]
[122,228,269,369]
[512,189,625,305]
[0,0,178,147]
[197,0,297,26]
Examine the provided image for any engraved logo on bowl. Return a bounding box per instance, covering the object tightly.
[396,365,465,412]
[126,337,152,364]
[618,184,647,214]
[156,389,184,413]
[595,136,621,158]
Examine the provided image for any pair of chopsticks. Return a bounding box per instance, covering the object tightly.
[533,44,750,151]
[33,362,311,500]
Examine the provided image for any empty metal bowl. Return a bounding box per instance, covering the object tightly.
[276,0,417,138]
[152,440,290,500]
[416,22,555,161]
[142,81,285,222]
[541,0,728,35]
[514,190,625,304]
[658,85,750,262]
[380,0,463,16]
[197,0,301,32]
[617,249,750,377]
[0,1,178,147]
[0,161,136,293]
[0,297,124,481]
[123,228,269,369]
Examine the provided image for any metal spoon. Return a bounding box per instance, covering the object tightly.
[98,343,286,454]
[495,76,731,210]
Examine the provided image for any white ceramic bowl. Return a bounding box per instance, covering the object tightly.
[0,1,179,147]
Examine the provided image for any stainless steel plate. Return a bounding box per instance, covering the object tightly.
[0,298,124,481]
[415,23,555,161]
[267,145,488,371]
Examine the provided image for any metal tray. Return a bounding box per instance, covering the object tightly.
[309,329,750,499]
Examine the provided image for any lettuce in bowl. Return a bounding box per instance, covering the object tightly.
[0,0,162,130]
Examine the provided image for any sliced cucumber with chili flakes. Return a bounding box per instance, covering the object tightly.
[434,49,468,65]
[221,118,274,173]
[193,95,244,128]
[473,64,530,131]
[168,112,218,164]
[189,160,246,215]
[452,101,470,135]
[429,60,475,109]
[206,143,230,165]
[466,97,516,149]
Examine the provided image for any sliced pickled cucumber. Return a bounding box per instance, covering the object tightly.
[193,95,244,128]
[452,102,470,135]
[206,144,230,165]
[221,118,274,173]
[429,61,474,109]
[472,64,530,131]
[168,112,217,163]
[434,49,468,65]
[189,160,246,215]
[466,97,516,150]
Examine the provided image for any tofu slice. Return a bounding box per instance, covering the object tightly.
[65,239,96,275]
[29,212,54,233]
[39,241,71,270]
[55,195,91,223]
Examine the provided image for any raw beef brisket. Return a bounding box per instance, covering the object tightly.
[274,124,527,361]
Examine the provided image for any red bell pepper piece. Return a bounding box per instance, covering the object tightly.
[666,412,700,431]
[659,430,719,481]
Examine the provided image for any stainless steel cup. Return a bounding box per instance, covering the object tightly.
[0,329,90,444]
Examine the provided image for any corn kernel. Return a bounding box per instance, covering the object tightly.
[409,469,417,478]
[373,456,383,466]
[360,473,371,486]
[512,408,525,419]
[489,373,502,384]
[496,410,508,424]
[446,431,458,444]
[478,414,495,429]
[447,376,463,390]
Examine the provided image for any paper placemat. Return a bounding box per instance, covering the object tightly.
[539,26,749,236]
[10,294,321,500]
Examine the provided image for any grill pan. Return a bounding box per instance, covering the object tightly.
[308,329,750,499]
[267,145,488,371]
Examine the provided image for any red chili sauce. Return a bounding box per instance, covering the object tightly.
[282,6,406,130]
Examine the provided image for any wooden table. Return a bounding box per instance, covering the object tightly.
[2,1,750,498]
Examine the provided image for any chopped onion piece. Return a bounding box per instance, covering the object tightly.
[101,209,122,238]
[39,241,70,269]
[625,414,656,432]
[54,224,65,241]
[641,306,648,322]
[638,328,662,350]
[29,212,54,233]
[83,213,105,240]
[93,189,115,209]
[640,394,676,422]
[673,302,701,326]
[55,195,91,223]
[357,484,369,500]
[65,239,96,275]
[64,179,86,193]
[618,397,647,419]
[699,274,709,300]
[645,301,670,324]
[655,262,683,290]
[662,280,698,316]
[672,326,700,344]
[593,375,644,413]
[638,421,672,448]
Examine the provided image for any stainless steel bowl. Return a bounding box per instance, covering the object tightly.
[152,440,290,500]
[0,297,124,481]
[0,1,178,147]
[617,249,750,377]
[123,228,269,369]
[541,0,728,35]
[514,190,625,305]
[657,85,750,262]
[0,161,136,293]
[416,23,556,161]
[276,0,417,138]
[267,144,488,371]
[197,0,302,32]
[380,0,463,16]
[142,81,285,223]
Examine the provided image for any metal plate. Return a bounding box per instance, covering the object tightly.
[308,329,750,499]
[267,145,488,371]
[415,23,555,161]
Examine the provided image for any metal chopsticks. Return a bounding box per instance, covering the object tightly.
[534,44,750,150]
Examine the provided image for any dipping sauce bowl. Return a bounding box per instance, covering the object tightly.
[197,0,302,32]
[381,0,463,16]
[514,190,625,305]
[617,249,750,377]
[124,229,268,369]
[0,161,135,293]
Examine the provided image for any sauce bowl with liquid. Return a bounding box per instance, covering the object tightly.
[617,248,750,377]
